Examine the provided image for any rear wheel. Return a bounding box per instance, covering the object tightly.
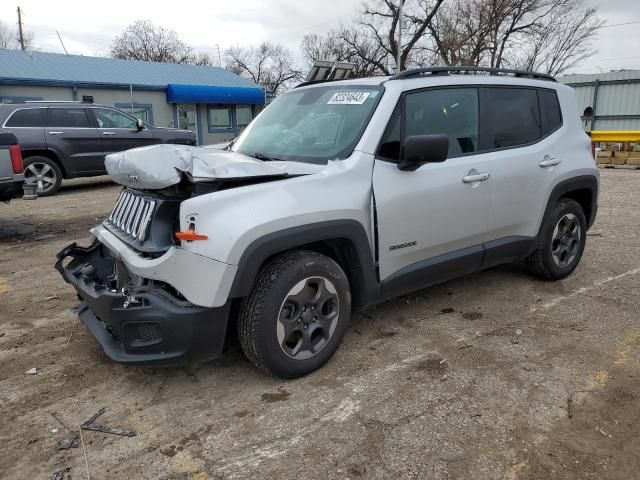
[23,156,62,197]
[238,250,351,378]
[525,198,587,280]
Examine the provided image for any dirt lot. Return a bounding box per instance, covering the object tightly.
[1,170,639,480]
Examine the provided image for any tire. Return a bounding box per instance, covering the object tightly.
[23,156,62,197]
[525,198,587,280]
[238,250,351,378]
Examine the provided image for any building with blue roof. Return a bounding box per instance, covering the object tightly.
[0,49,266,145]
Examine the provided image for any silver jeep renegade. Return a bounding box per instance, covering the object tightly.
[57,67,599,378]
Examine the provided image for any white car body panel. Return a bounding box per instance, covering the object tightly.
[177,153,376,265]
[373,156,493,281]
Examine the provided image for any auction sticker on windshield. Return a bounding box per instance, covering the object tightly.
[328,91,372,105]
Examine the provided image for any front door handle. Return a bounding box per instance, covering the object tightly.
[48,131,63,135]
[539,157,561,168]
[462,172,490,183]
[102,131,116,136]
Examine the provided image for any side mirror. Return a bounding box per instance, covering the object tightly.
[136,118,144,130]
[399,134,449,171]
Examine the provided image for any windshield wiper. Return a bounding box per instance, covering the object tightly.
[251,152,282,162]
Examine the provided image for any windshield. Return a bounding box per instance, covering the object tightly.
[232,84,383,164]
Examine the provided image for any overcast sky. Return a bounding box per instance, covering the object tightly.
[1,0,638,74]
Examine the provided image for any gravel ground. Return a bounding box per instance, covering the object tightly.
[1,170,639,480]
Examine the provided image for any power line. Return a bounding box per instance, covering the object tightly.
[56,31,68,55]
[601,20,640,29]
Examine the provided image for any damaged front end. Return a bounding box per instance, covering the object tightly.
[55,241,230,364]
[105,143,322,191]
[55,144,323,364]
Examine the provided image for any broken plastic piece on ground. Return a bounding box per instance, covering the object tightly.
[57,437,78,450]
[50,467,71,480]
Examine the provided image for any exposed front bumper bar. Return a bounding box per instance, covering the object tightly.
[56,241,230,364]
[91,224,236,308]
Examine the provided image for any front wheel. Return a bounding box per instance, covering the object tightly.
[525,198,587,280]
[238,250,351,378]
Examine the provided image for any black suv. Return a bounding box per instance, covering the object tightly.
[0,102,196,196]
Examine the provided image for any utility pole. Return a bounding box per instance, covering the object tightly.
[17,6,26,50]
[396,0,403,73]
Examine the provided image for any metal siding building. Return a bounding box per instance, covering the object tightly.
[0,49,266,145]
[558,70,640,132]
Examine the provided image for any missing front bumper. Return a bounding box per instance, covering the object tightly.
[56,240,230,364]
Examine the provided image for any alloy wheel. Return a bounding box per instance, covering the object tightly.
[24,162,57,195]
[551,213,581,267]
[276,277,340,360]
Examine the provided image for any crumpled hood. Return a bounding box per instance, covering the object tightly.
[105,144,324,189]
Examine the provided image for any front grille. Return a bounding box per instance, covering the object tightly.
[105,189,156,242]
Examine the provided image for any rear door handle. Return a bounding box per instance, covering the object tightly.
[102,132,116,136]
[48,131,63,135]
[539,157,561,168]
[462,172,490,183]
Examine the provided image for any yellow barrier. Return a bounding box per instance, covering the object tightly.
[590,131,640,143]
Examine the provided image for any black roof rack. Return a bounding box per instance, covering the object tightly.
[388,66,556,82]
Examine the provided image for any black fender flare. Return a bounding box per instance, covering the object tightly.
[540,174,599,233]
[228,220,381,310]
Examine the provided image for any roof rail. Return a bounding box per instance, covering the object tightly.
[24,100,83,103]
[388,66,556,82]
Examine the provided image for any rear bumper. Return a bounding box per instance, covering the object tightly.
[56,241,230,364]
[0,179,23,202]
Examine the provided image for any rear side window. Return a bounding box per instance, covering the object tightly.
[480,88,541,149]
[48,108,91,128]
[539,89,562,135]
[5,108,47,127]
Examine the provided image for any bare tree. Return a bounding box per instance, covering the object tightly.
[110,20,193,64]
[191,51,215,66]
[225,42,302,94]
[0,20,35,50]
[514,1,603,75]
[427,0,495,66]
[355,0,446,73]
[301,27,386,77]
[428,0,602,75]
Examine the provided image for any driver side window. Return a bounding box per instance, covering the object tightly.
[93,108,138,129]
[377,88,479,162]
[406,88,479,158]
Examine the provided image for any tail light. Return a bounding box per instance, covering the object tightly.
[591,143,596,160]
[9,145,23,174]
